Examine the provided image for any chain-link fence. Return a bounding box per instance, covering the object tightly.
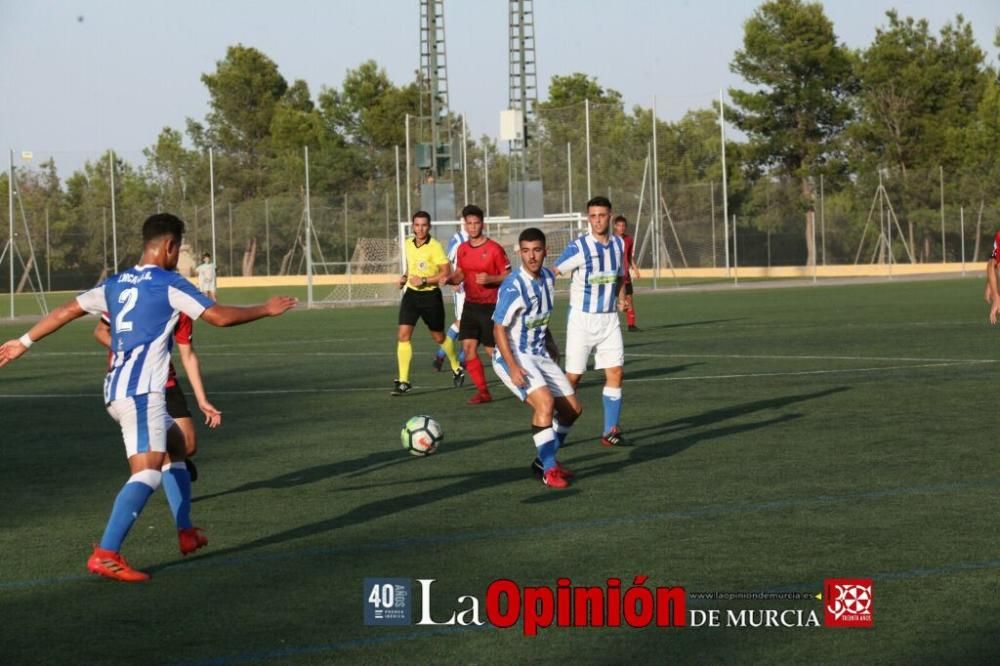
[4,106,999,314]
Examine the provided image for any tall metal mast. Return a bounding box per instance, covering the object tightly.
[508,0,538,174]
[419,0,451,176]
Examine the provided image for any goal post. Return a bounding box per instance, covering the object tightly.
[305,213,585,308]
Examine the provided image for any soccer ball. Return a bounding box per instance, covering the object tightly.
[401,415,443,456]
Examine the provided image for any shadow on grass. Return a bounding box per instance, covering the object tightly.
[195,427,524,502]
[568,387,850,481]
[630,318,749,333]
[167,388,848,569]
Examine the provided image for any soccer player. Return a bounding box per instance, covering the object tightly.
[95,311,221,482]
[433,225,469,372]
[613,215,641,332]
[0,213,296,582]
[493,228,583,488]
[196,253,216,299]
[394,211,464,396]
[984,229,1000,324]
[555,196,629,447]
[447,204,511,404]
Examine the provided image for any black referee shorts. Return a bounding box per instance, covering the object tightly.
[459,301,497,347]
[398,288,446,332]
[625,281,634,296]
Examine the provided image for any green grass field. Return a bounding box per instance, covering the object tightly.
[1,278,998,664]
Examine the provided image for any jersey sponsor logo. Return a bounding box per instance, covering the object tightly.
[587,272,618,286]
[524,313,550,329]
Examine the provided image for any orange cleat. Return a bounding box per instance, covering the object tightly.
[86,546,150,582]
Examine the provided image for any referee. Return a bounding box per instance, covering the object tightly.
[394,211,465,396]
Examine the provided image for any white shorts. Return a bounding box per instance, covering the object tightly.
[199,281,216,293]
[452,288,465,321]
[106,393,174,457]
[493,349,574,402]
[564,308,624,374]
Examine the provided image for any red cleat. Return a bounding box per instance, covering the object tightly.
[601,426,625,447]
[467,391,492,405]
[554,461,575,479]
[178,527,209,556]
[542,468,570,489]
[86,546,150,582]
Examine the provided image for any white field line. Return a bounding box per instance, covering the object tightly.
[627,352,996,364]
[1,359,991,398]
[627,360,989,383]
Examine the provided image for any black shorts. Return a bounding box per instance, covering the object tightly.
[166,383,192,419]
[625,282,634,296]
[459,301,497,347]
[398,288,446,332]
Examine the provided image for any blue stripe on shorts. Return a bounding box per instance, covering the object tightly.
[134,394,150,453]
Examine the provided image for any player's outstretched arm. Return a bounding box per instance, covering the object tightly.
[0,298,88,368]
[200,296,297,327]
[616,277,630,312]
[544,329,560,366]
[177,343,222,428]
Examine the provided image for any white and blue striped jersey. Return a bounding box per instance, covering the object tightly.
[446,230,469,293]
[555,234,625,313]
[76,265,215,404]
[492,266,555,357]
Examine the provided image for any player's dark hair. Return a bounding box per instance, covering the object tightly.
[143,213,185,244]
[518,227,546,245]
[587,195,613,211]
[613,215,628,225]
[202,253,211,260]
[461,204,484,220]
[412,210,432,224]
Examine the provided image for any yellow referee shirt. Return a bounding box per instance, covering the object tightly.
[403,237,448,292]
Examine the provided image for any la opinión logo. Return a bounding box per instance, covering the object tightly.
[414,576,686,635]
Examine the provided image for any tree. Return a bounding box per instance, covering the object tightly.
[191,45,289,199]
[729,0,855,265]
[853,12,989,259]
[318,61,420,189]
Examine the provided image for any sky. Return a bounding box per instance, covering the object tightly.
[0,0,998,167]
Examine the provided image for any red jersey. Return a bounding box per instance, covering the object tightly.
[455,238,511,304]
[102,312,193,389]
[620,233,635,283]
[992,231,1000,261]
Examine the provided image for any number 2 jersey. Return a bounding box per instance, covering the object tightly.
[77,265,215,404]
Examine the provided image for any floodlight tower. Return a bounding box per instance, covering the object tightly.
[419,0,452,177]
[508,0,542,217]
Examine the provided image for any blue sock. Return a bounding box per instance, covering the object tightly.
[533,427,557,472]
[161,462,193,529]
[602,387,623,434]
[552,419,571,453]
[436,324,461,361]
[99,470,161,552]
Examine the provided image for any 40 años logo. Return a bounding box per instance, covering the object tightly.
[417,576,686,635]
